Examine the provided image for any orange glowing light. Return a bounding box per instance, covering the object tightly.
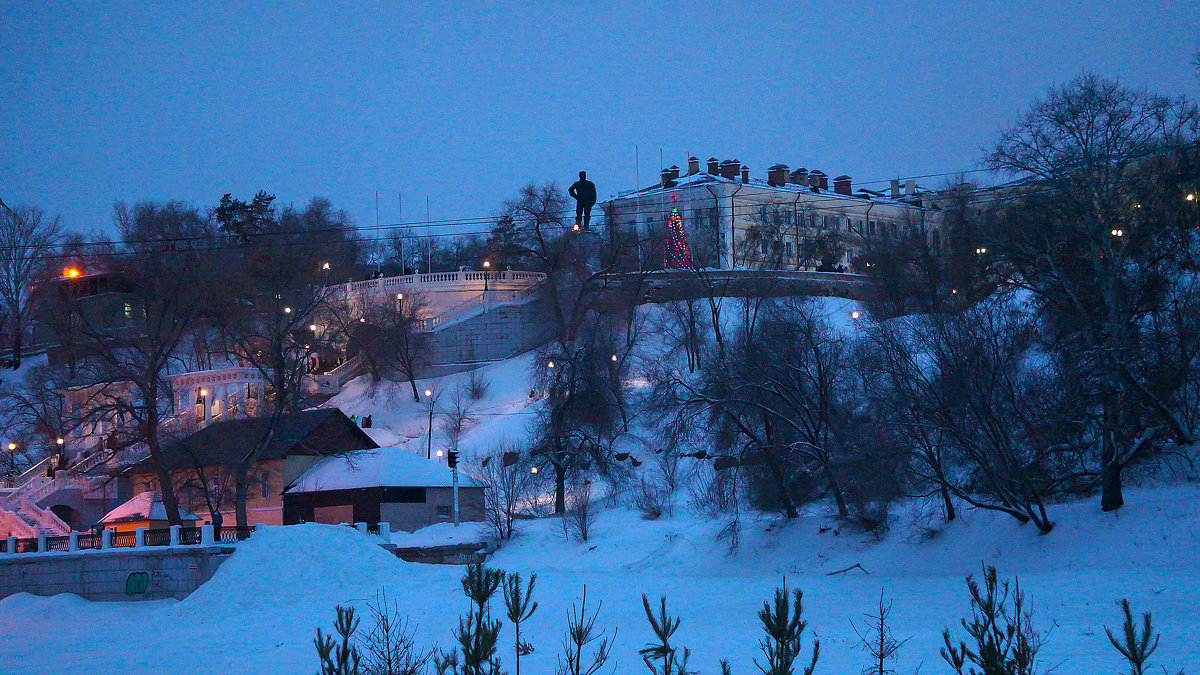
[64,268,81,278]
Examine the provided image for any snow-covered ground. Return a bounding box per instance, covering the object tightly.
[3,297,1196,672]
[1,485,1197,673]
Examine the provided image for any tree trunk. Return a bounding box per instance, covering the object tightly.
[1100,433,1124,512]
[234,467,251,532]
[10,326,21,369]
[941,484,956,522]
[409,376,420,403]
[554,461,566,514]
[153,464,184,527]
[824,462,850,519]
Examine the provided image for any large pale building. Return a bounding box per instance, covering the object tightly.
[601,156,946,272]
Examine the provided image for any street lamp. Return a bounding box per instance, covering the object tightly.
[482,260,491,292]
[425,389,435,460]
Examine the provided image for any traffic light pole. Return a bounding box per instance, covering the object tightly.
[452,465,460,527]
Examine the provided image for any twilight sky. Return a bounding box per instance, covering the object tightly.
[1,1,1197,239]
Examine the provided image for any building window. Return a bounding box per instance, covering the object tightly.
[260,472,270,499]
[436,505,452,519]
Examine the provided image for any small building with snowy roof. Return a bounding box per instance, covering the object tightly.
[281,446,485,532]
[99,492,201,533]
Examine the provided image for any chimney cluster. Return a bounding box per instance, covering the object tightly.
[687,156,700,175]
[808,170,828,190]
[707,157,720,175]
[660,165,681,188]
[718,159,741,180]
[767,164,789,187]
[833,175,852,196]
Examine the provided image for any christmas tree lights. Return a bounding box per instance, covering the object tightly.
[663,207,691,269]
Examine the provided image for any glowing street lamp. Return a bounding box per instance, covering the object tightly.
[547,361,555,369]
[321,262,330,270]
[63,267,81,278]
[1111,229,1124,237]
[283,307,292,314]
[1188,194,1196,202]
[56,437,64,446]
[851,311,861,320]
[482,260,491,292]
[611,354,618,362]
[531,466,539,475]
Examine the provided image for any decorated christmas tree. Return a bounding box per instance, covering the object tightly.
[663,207,691,269]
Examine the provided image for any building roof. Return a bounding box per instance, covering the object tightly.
[611,170,934,211]
[131,408,377,472]
[99,491,201,524]
[286,445,478,494]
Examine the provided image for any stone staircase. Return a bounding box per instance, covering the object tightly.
[0,496,71,538]
[0,452,112,537]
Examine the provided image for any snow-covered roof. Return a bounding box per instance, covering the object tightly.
[286,446,479,494]
[100,492,201,524]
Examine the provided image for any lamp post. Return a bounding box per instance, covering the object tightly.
[425,389,434,460]
[482,260,491,292]
[6,442,16,483]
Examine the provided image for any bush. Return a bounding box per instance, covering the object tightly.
[472,443,535,540]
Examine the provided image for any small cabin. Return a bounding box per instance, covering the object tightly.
[98,492,200,533]
[282,446,485,532]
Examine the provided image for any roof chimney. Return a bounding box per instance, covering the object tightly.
[687,156,700,175]
[767,164,789,187]
[718,159,741,180]
[660,168,676,188]
[789,168,808,186]
[890,179,901,199]
[905,179,917,197]
[809,170,828,190]
[707,157,720,175]
[669,165,680,181]
[833,175,852,196]
[741,165,750,183]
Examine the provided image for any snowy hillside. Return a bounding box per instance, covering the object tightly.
[1,485,1197,673]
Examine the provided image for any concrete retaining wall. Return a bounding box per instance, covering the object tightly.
[425,296,556,366]
[0,546,234,602]
[393,542,491,565]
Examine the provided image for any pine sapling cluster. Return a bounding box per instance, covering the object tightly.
[941,566,1046,675]
[316,605,362,675]
[638,594,695,675]
[555,586,615,675]
[755,585,820,675]
[503,572,539,675]
[451,561,505,675]
[1105,599,1182,675]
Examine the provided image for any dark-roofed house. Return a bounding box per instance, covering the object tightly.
[125,408,377,527]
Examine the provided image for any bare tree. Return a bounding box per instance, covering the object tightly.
[215,195,356,530]
[323,289,430,401]
[0,199,62,368]
[985,72,1200,511]
[44,201,221,525]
